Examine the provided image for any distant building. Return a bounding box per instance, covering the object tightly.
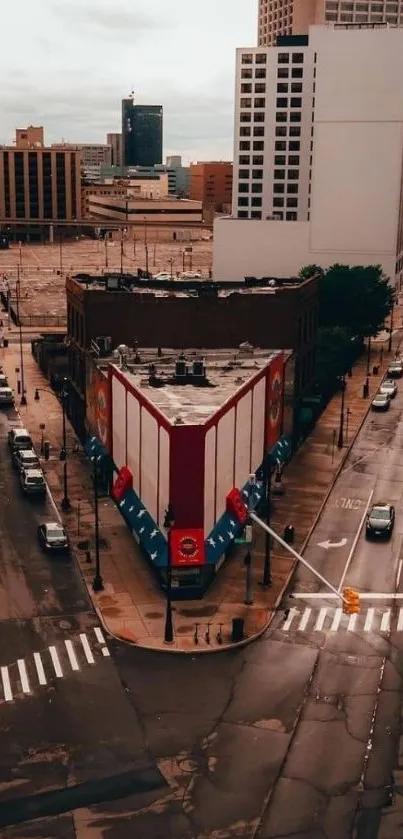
[189,161,232,220]
[99,162,189,197]
[87,194,202,225]
[82,174,170,218]
[122,96,163,167]
[107,133,122,167]
[0,128,82,237]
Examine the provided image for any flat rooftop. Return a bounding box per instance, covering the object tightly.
[106,347,283,424]
[71,273,305,298]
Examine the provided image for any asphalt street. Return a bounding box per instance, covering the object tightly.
[0,406,166,837]
[103,374,403,839]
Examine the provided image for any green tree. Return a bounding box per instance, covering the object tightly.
[318,264,394,338]
[299,264,324,281]
[315,326,353,390]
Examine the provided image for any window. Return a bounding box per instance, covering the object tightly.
[273,183,285,193]
[251,210,262,218]
[239,141,250,150]
[240,127,251,137]
[251,183,262,193]
[290,111,301,122]
[238,210,248,218]
[251,197,262,207]
[275,126,287,137]
[277,68,289,78]
[254,97,265,108]
[275,155,286,165]
[241,68,253,79]
[287,183,298,194]
[242,54,253,64]
[256,53,267,64]
[278,53,289,64]
[253,140,264,150]
[274,211,284,220]
[238,183,249,193]
[240,112,251,122]
[274,169,285,179]
[290,97,302,108]
[276,112,287,122]
[255,68,266,78]
[288,169,299,180]
[252,169,263,179]
[287,197,298,208]
[238,169,250,179]
[275,140,287,151]
[255,83,266,93]
[289,140,300,151]
[241,84,252,93]
[276,97,288,108]
[239,155,250,165]
[238,197,248,207]
[273,197,284,207]
[241,98,252,107]
[252,155,264,165]
[292,68,303,79]
[277,83,288,94]
[286,211,297,221]
[292,53,304,64]
[289,126,301,136]
[288,155,299,166]
[253,126,265,136]
[254,112,265,123]
[291,82,302,93]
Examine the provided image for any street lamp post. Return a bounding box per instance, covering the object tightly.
[163,504,175,644]
[337,375,346,449]
[260,463,272,587]
[388,299,395,353]
[366,336,372,377]
[15,266,26,405]
[59,233,63,274]
[120,228,124,275]
[92,457,104,592]
[144,217,149,275]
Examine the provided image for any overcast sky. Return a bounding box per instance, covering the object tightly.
[0,0,256,162]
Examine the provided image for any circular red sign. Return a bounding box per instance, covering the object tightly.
[179,537,198,558]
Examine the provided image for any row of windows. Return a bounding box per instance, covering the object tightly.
[236,210,298,221]
[241,53,267,64]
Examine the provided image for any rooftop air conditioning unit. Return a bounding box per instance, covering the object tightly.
[192,359,206,378]
[175,359,187,377]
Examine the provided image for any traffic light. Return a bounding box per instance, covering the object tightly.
[342,587,360,614]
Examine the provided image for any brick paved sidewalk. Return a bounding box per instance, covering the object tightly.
[1,307,401,653]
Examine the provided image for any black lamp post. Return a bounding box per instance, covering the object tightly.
[337,375,346,449]
[388,300,395,353]
[34,377,70,510]
[260,462,272,587]
[163,504,175,644]
[92,457,104,592]
[366,336,372,376]
[15,267,26,405]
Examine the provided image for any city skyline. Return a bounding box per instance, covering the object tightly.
[0,0,256,163]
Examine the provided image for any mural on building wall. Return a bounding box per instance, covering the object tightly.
[266,353,284,450]
[86,363,110,448]
[170,528,205,567]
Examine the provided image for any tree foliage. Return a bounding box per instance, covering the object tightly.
[298,264,324,281]
[315,326,354,390]
[316,264,394,338]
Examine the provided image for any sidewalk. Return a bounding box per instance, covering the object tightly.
[1,313,402,653]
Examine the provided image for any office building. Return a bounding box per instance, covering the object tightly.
[258,0,403,45]
[189,162,233,219]
[122,96,163,167]
[214,25,403,282]
[52,143,111,167]
[107,133,122,167]
[87,195,202,225]
[0,128,82,234]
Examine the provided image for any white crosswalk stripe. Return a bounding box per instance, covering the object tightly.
[0,627,110,704]
[279,606,403,634]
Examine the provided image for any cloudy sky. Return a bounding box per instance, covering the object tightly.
[1,0,256,162]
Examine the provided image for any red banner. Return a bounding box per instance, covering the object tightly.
[266,354,284,449]
[112,466,133,502]
[170,528,205,567]
[226,487,248,524]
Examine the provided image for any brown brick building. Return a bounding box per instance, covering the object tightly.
[65,274,318,440]
[189,162,233,221]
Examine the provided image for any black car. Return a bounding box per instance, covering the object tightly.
[366,503,395,539]
[37,522,69,553]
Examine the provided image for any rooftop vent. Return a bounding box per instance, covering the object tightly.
[175,359,187,378]
[191,359,206,379]
[239,341,254,354]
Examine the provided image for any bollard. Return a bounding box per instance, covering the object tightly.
[43,440,50,460]
[231,617,244,643]
[373,365,379,375]
[363,382,369,398]
[284,524,294,544]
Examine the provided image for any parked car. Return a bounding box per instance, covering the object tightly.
[20,467,46,496]
[387,361,403,378]
[0,386,13,406]
[153,272,173,281]
[371,392,390,411]
[8,428,33,452]
[37,522,69,553]
[366,502,395,539]
[0,374,9,388]
[12,448,40,471]
[180,271,203,280]
[379,379,398,399]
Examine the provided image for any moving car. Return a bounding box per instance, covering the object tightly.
[20,467,46,496]
[0,386,13,406]
[371,392,390,411]
[37,522,69,553]
[366,502,395,539]
[12,448,40,471]
[8,428,33,452]
[379,379,397,399]
[387,361,403,378]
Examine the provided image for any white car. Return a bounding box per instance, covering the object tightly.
[379,379,397,399]
[0,386,13,406]
[153,272,173,281]
[180,271,203,280]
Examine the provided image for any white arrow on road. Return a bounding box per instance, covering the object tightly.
[317,538,348,550]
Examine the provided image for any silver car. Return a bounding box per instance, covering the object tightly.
[387,362,403,378]
[371,392,390,411]
[0,386,13,406]
[379,379,397,399]
[20,467,46,496]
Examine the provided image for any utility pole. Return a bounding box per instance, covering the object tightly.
[92,459,104,592]
[260,463,272,586]
[337,375,346,449]
[244,476,255,605]
[163,504,175,643]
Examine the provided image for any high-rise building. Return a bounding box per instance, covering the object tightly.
[121,96,163,167]
[258,0,403,46]
[107,133,122,167]
[214,25,403,284]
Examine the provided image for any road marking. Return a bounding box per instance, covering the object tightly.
[298,608,311,631]
[364,608,375,632]
[80,633,95,664]
[1,666,12,701]
[49,645,63,678]
[17,658,30,694]
[94,627,110,656]
[381,610,391,632]
[314,608,328,631]
[293,592,403,600]
[33,652,47,685]
[317,538,348,550]
[397,559,403,589]
[65,640,79,672]
[331,609,343,631]
[347,613,358,632]
[398,608,403,632]
[102,647,110,657]
[334,497,363,510]
[283,607,298,631]
[337,488,374,593]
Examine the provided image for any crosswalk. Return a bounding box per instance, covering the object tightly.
[0,626,110,703]
[279,606,403,635]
